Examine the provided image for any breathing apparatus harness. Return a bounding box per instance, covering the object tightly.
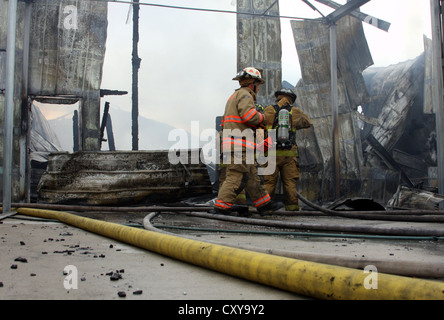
[273,104,295,150]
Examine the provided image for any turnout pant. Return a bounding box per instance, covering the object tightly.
[218,164,247,205]
[263,156,300,211]
[215,152,271,211]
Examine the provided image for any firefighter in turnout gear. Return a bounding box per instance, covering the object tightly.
[262,88,312,211]
[214,67,282,216]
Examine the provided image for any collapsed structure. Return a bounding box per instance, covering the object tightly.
[291,17,438,206]
[1,0,443,209]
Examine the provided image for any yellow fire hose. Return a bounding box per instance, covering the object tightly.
[15,207,444,300]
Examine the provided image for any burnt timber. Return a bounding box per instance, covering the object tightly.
[37,150,212,205]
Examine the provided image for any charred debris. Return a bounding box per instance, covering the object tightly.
[292,17,442,211]
[1,0,443,211]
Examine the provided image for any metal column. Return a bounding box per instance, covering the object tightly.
[329,24,340,198]
[132,0,141,151]
[2,0,18,214]
[431,0,444,194]
[324,0,370,198]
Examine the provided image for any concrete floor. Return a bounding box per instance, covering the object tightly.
[0,219,305,300]
[1,209,444,301]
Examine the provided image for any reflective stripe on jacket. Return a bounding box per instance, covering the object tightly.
[222,136,256,151]
[221,87,264,151]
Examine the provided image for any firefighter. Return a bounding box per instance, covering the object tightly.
[214,67,282,216]
[262,88,312,211]
[216,102,265,206]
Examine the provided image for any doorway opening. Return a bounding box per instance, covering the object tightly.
[31,100,80,153]
[29,100,80,201]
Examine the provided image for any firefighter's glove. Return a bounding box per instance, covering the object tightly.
[257,121,266,130]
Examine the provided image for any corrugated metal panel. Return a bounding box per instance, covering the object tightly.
[27,0,107,151]
[237,0,282,106]
[28,0,107,96]
[291,17,372,201]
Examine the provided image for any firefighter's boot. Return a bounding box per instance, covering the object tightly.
[232,204,251,217]
[257,201,283,216]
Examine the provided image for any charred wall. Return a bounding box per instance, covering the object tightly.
[0,0,107,202]
[237,0,282,106]
[28,0,107,151]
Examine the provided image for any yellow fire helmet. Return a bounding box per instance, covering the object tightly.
[232,67,265,84]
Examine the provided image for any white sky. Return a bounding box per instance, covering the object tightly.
[100,0,432,140]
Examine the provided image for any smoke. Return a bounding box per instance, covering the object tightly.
[361,0,431,68]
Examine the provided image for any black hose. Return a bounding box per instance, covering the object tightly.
[162,210,444,237]
[5,199,444,223]
[9,202,443,237]
[143,212,444,278]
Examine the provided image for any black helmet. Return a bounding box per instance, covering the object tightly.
[275,88,297,103]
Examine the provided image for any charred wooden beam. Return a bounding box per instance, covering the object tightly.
[100,89,128,97]
[100,102,110,147]
[73,110,79,152]
[106,115,116,151]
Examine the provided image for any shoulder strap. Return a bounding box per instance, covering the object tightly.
[272,105,279,129]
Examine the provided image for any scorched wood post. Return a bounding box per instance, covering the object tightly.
[132,0,141,151]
